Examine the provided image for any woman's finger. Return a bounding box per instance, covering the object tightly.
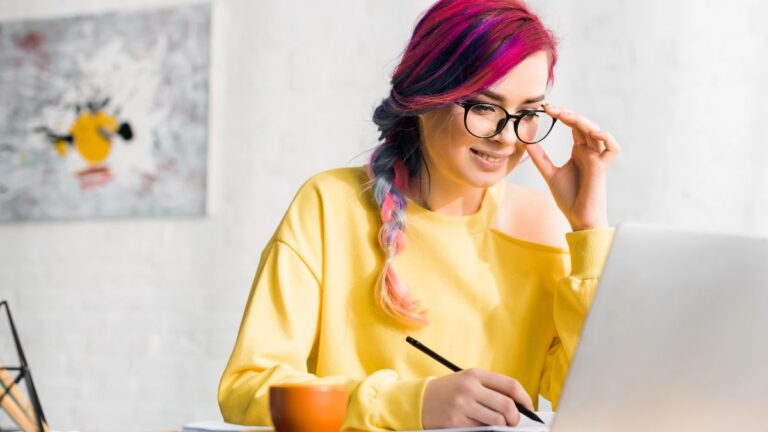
[567,113,604,153]
[475,387,522,426]
[525,142,557,181]
[466,401,510,427]
[591,130,621,163]
[475,370,535,413]
[546,105,603,153]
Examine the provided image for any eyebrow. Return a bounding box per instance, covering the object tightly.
[480,90,545,106]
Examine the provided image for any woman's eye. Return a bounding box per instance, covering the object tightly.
[466,102,497,114]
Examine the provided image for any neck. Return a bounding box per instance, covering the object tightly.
[408,167,485,217]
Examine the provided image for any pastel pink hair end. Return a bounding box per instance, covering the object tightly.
[377,265,428,326]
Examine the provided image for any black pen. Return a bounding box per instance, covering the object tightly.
[406,336,545,425]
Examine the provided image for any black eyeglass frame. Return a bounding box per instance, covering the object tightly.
[456,101,557,144]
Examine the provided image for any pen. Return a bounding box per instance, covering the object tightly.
[405,336,545,425]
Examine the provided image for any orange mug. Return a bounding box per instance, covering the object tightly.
[269,383,349,432]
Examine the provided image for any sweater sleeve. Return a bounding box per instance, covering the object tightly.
[218,174,432,430]
[539,228,615,408]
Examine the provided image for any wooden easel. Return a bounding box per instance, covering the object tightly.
[0,301,47,432]
[0,363,47,432]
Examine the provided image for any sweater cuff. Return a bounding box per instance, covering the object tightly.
[374,376,434,430]
[565,227,616,279]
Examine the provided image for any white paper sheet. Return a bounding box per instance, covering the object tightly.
[181,421,272,432]
[183,411,553,432]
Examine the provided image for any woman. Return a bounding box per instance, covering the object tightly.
[219,0,619,429]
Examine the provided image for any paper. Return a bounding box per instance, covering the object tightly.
[183,412,553,432]
[180,421,272,432]
[402,411,553,432]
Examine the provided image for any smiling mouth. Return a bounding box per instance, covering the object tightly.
[470,148,510,163]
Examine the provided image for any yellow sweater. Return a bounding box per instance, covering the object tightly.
[218,167,614,431]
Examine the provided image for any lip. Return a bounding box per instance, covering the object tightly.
[470,148,512,159]
[470,148,508,170]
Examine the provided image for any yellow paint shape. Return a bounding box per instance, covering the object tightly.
[54,140,68,156]
[70,111,119,164]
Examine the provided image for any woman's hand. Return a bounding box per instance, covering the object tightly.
[525,104,620,231]
[421,368,535,429]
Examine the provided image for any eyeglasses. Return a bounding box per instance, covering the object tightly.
[456,101,557,144]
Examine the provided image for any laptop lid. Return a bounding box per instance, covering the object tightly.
[552,222,768,432]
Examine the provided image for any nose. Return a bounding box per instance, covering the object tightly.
[490,119,519,146]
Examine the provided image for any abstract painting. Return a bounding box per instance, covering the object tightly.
[0,3,210,221]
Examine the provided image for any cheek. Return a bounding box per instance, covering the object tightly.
[447,113,481,151]
[424,111,473,151]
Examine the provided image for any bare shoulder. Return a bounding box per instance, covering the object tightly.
[494,181,570,250]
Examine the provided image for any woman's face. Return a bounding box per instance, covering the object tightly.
[418,50,551,190]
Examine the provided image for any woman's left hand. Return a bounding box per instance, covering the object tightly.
[525,104,620,231]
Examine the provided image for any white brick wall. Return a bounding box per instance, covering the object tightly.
[0,0,766,430]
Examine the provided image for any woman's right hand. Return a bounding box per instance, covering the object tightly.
[421,368,535,429]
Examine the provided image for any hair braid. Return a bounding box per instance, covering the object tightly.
[367,141,427,327]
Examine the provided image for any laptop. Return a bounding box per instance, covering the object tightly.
[413,222,768,431]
